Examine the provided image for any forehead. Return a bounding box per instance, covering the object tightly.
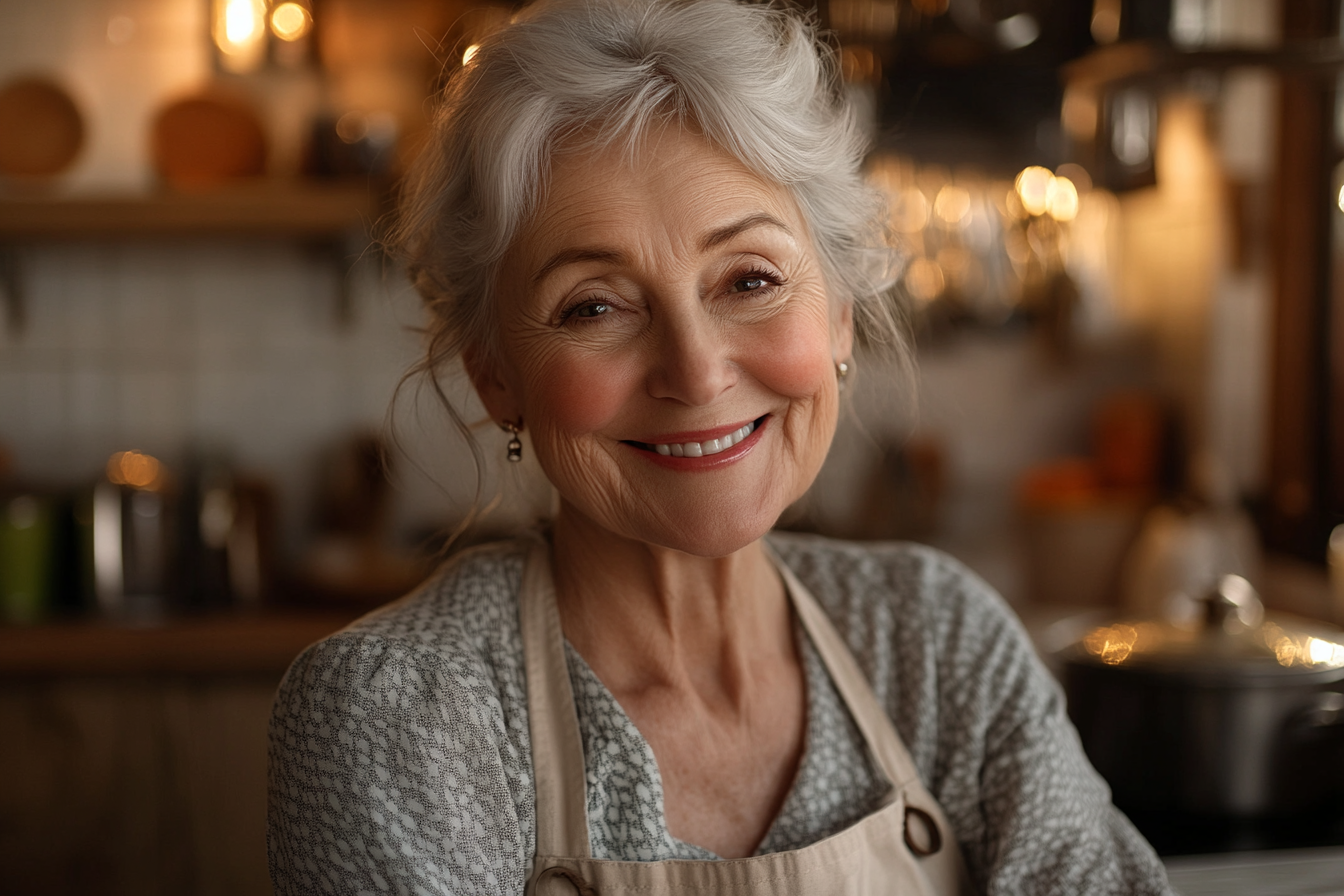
[513,126,809,265]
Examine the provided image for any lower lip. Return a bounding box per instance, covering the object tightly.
[626,416,768,471]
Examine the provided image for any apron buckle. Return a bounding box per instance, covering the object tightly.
[903,805,944,857]
[536,864,600,895]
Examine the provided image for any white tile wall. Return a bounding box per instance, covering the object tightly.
[0,238,557,555]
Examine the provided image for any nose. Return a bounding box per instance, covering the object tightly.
[644,301,736,406]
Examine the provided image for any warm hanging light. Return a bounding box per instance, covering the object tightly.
[1046,176,1080,222]
[904,257,946,303]
[933,184,971,228]
[1015,166,1053,217]
[213,0,268,72]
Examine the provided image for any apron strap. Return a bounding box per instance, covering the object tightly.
[522,535,961,884]
[769,553,920,792]
[521,538,593,859]
[773,551,973,895]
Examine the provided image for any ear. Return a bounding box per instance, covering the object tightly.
[462,342,522,427]
[832,300,854,363]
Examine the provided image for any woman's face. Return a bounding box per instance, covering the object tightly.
[471,127,852,557]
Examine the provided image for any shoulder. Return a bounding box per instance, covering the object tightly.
[272,538,540,755]
[765,531,1048,776]
[280,537,531,682]
[766,529,994,607]
[267,538,537,895]
[765,530,1020,664]
[271,536,538,751]
[335,536,531,651]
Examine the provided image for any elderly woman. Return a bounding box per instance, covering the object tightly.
[268,1,1172,893]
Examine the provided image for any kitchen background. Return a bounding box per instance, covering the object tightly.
[2,0,1343,894]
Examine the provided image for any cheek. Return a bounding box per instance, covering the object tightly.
[748,307,836,398]
[521,352,639,435]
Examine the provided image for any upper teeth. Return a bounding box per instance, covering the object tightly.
[655,421,756,457]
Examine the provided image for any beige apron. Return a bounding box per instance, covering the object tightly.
[520,539,973,895]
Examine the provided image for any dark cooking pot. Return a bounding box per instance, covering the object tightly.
[1059,576,1344,818]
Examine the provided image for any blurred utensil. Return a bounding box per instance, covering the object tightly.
[90,451,173,620]
[0,492,55,622]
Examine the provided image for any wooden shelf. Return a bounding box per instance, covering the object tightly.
[1064,38,1344,91]
[0,180,389,240]
[0,609,363,676]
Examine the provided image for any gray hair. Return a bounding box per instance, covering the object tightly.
[387,0,905,530]
[391,0,902,361]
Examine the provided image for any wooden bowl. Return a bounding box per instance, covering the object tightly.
[0,76,85,178]
[151,91,267,189]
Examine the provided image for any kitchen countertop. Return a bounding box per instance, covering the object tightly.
[1165,845,1344,896]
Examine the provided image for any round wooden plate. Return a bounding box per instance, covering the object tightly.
[0,76,85,178]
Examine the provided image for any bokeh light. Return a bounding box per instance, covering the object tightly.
[270,3,312,42]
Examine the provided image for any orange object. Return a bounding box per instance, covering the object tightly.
[1017,458,1102,508]
[151,91,267,189]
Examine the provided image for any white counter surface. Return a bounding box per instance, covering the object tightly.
[1165,846,1344,896]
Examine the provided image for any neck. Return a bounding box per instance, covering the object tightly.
[549,501,791,702]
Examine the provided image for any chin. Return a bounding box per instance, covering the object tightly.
[646,528,768,559]
[625,494,791,559]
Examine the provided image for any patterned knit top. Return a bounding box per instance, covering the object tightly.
[267,532,1172,895]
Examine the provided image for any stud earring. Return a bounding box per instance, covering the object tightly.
[502,420,523,462]
[836,360,851,390]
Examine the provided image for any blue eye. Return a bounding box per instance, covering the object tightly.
[732,275,768,292]
[570,302,610,319]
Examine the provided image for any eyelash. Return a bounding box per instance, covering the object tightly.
[557,265,785,324]
[729,267,783,295]
[558,295,618,324]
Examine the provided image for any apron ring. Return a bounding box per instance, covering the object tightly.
[536,865,599,895]
[903,804,943,857]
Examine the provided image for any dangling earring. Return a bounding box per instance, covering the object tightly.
[502,420,523,462]
[835,360,851,391]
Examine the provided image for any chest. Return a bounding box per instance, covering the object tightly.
[565,637,886,861]
[622,657,807,858]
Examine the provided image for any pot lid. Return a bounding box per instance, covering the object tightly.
[1065,575,1344,682]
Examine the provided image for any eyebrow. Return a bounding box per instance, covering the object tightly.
[530,213,793,286]
[531,248,625,285]
[698,213,793,252]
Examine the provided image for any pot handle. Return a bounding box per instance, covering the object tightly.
[1294,691,1344,729]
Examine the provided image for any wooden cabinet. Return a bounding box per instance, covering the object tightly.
[1,676,277,896]
[0,612,355,896]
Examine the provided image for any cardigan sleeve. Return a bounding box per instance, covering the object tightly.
[916,550,1173,896]
[767,534,1173,896]
[267,633,530,896]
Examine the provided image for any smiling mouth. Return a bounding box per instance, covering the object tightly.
[625,415,768,458]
